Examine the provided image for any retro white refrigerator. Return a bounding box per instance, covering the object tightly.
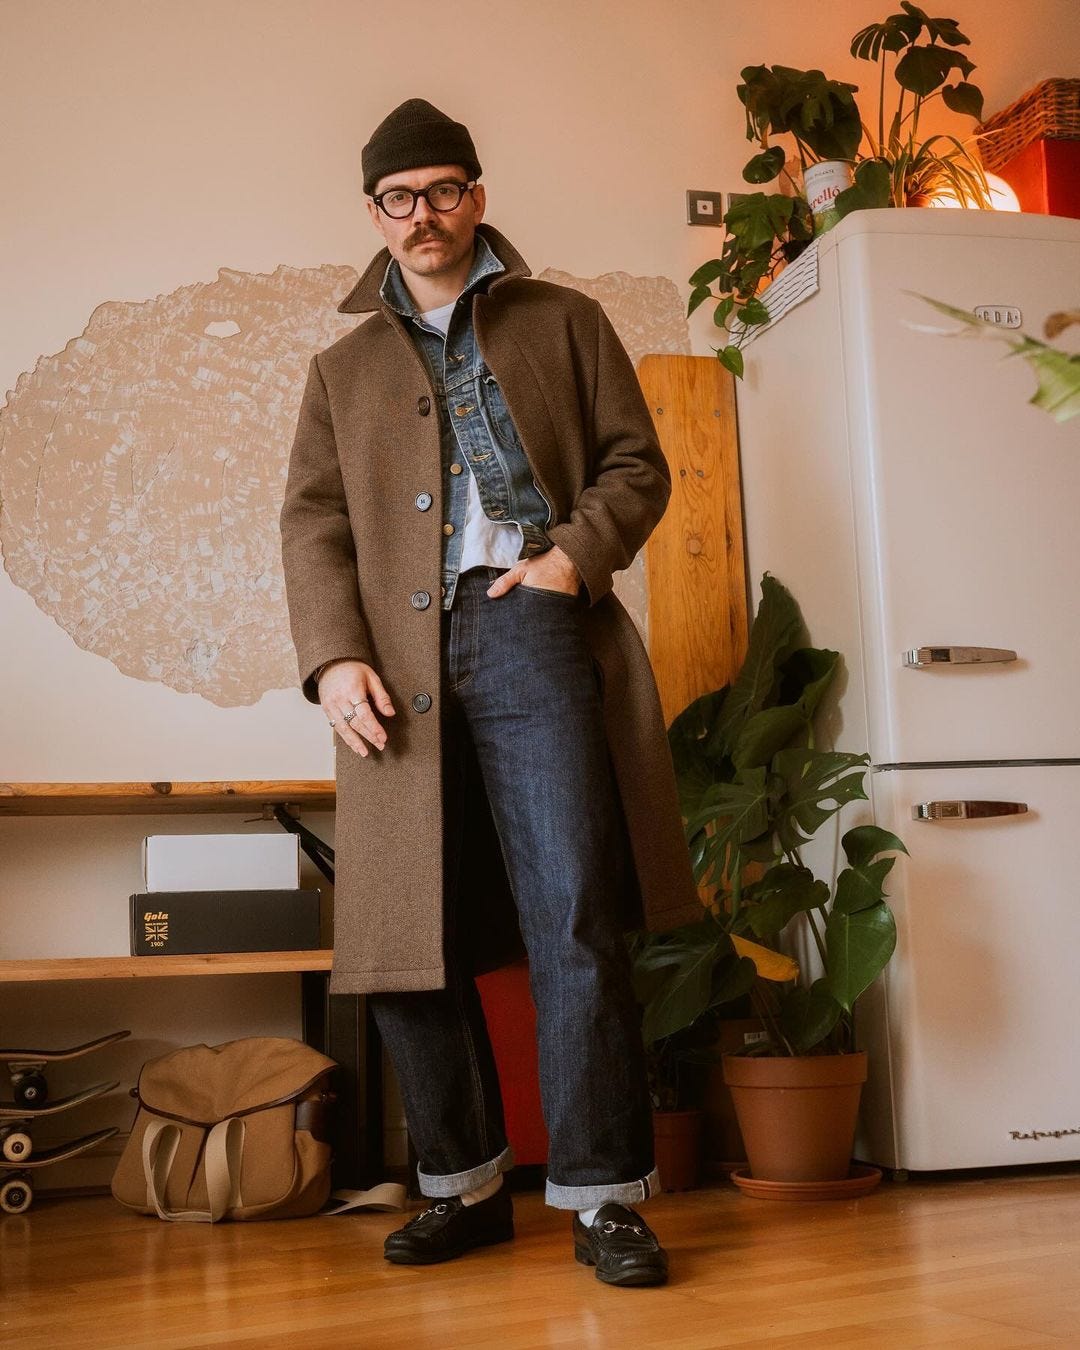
[731,206,1080,1172]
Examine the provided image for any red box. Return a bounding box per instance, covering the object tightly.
[995,137,1080,218]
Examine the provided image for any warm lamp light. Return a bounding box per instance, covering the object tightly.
[926,171,1022,211]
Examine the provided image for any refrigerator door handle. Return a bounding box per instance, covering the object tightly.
[912,800,1029,821]
[903,646,1017,667]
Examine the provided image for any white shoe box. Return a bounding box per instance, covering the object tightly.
[142,833,300,892]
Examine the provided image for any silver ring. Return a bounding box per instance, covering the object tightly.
[351,698,369,708]
[342,709,357,724]
[328,718,336,728]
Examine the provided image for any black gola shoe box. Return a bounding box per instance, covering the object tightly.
[130,890,322,955]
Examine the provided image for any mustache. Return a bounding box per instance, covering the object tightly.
[409,231,446,246]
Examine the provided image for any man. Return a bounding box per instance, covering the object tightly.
[279,98,703,1287]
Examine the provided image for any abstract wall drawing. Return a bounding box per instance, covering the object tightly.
[0,262,689,706]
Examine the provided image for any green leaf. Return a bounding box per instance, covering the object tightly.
[688,258,726,289]
[736,295,771,327]
[637,929,733,1044]
[684,770,771,887]
[731,705,808,771]
[835,159,893,216]
[686,285,713,318]
[713,296,735,326]
[780,979,843,1053]
[743,146,787,184]
[745,862,831,937]
[717,344,745,379]
[668,687,730,818]
[770,748,870,852]
[825,902,897,1013]
[941,80,984,120]
[895,45,972,97]
[711,574,804,758]
[832,858,895,916]
[842,824,909,866]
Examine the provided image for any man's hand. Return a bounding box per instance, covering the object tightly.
[319,660,396,756]
[485,544,582,599]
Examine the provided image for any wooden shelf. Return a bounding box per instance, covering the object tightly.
[0,781,336,816]
[0,951,334,982]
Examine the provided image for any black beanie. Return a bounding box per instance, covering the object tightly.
[362,98,482,197]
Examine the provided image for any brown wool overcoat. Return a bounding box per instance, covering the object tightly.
[279,221,704,995]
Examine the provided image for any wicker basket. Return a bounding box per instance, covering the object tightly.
[974,77,1080,173]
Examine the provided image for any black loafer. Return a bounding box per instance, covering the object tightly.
[383,1182,514,1264]
[572,1202,669,1286]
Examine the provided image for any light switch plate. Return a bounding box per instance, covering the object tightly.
[687,189,724,226]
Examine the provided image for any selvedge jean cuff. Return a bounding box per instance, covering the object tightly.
[417,1142,516,1198]
[544,1165,661,1210]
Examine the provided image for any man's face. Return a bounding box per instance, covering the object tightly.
[367,163,486,280]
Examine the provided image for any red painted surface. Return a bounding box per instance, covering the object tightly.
[476,958,549,1163]
[996,138,1080,219]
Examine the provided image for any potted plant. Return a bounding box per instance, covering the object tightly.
[631,573,908,1196]
[690,4,995,376]
[629,909,792,1189]
[688,64,861,376]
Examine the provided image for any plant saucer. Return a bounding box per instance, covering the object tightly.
[730,1163,883,1200]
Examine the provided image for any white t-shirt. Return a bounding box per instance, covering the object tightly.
[420,300,524,572]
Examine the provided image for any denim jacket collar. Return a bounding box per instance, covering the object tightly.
[378,228,505,320]
[335,221,531,315]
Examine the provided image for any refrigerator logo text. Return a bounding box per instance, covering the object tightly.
[974,304,1022,328]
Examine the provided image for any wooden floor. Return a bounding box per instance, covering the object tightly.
[2,1169,1079,1348]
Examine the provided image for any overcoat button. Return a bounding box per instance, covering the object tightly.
[415,492,432,510]
[410,591,431,609]
[412,692,432,713]
[418,396,431,415]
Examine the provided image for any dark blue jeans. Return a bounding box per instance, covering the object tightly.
[367,565,660,1209]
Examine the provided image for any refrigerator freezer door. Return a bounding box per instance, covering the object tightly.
[838,219,1080,763]
[854,764,1080,1171]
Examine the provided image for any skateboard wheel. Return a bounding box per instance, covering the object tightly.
[0,1175,33,1214]
[1,1130,32,1163]
[13,1071,48,1108]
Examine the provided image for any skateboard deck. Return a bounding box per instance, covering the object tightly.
[0,1029,131,1067]
[0,1080,120,1119]
[0,1126,118,1169]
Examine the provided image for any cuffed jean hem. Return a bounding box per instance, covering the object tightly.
[416,1142,515,1198]
[544,1165,661,1210]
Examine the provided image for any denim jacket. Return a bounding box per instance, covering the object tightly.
[379,232,555,610]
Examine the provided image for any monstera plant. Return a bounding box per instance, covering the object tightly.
[630,573,908,1186]
[632,572,904,1057]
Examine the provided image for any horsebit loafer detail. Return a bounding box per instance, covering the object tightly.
[572,1202,669,1286]
[383,1184,515,1264]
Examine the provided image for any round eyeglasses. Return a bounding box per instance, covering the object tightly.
[373,179,477,219]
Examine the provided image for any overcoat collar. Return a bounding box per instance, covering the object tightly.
[335,221,532,314]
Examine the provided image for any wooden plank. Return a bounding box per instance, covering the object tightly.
[0,781,335,816]
[0,951,334,982]
[640,354,749,727]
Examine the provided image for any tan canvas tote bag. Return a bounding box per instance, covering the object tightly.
[110,1036,339,1222]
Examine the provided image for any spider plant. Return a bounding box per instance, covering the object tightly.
[837,1,992,213]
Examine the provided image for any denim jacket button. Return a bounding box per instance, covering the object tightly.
[449,463,463,475]
[415,492,432,511]
[418,396,431,415]
[442,523,454,536]
[411,692,432,713]
[410,591,431,610]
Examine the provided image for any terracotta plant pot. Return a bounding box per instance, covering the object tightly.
[721,1051,868,1183]
[652,1109,703,1191]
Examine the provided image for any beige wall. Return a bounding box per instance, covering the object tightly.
[1,0,1076,1182]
